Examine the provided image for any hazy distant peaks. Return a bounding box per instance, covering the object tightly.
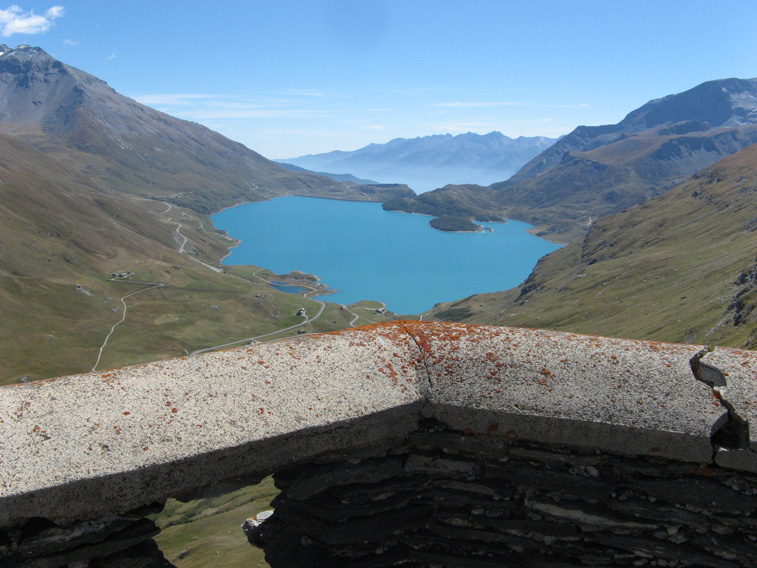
[281,131,558,193]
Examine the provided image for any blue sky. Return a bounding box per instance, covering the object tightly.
[4,1,757,159]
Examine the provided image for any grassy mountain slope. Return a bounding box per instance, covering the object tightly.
[0,132,394,384]
[488,123,757,241]
[428,142,757,349]
[0,45,407,385]
[387,78,757,241]
[0,45,414,213]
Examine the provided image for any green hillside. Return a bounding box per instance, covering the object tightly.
[428,142,757,349]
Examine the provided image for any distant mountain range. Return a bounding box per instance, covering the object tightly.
[430,140,757,349]
[386,78,757,241]
[279,131,557,193]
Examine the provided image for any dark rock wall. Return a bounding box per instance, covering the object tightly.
[257,419,757,567]
[0,504,174,568]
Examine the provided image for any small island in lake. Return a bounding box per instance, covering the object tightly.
[429,216,484,232]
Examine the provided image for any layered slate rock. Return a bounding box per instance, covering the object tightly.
[1,322,757,566]
[0,505,171,568]
[694,347,757,472]
[260,419,757,567]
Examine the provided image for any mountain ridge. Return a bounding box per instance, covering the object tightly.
[509,77,757,181]
[385,78,757,241]
[280,131,557,193]
[0,45,403,383]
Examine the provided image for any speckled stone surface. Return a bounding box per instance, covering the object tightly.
[2,321,756,526]
[404,322,728,463]
[0,325,426,525]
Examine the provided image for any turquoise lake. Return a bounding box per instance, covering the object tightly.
[212,196,562,314]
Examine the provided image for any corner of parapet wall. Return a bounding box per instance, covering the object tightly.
[379,322,757,468]
[318,320,438,399]
[2,322,757,529]
[326,320,757,468]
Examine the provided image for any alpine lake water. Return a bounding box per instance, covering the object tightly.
[212,196,562,315]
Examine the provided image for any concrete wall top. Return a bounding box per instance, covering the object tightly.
[406,323,725,461]
[1,321,756,526]
[0,324,426,525]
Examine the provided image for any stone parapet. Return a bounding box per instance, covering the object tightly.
[1,321,756,566]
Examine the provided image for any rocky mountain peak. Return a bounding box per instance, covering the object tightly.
[619,77,757,131]
[0,44,108,135]
[1,44,43,53]
[509,77,757,183]
[0,44,62,72]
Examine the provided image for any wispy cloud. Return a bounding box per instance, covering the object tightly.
[187,108,326,120]
[434,101,591,109]
[433,121,499,133]
[106,52,116,61]
[135,90,401,125]
[278,88,327,98]
[0,5,64,36]
[134,92,333,121]
[63,38,78,46]
[434,101,526,109]
[135,93,221,106]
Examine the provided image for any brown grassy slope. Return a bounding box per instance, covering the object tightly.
[0,46,413,216]
[0,134,387,384]
[0,133,213,380]
[429,142,757,349]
